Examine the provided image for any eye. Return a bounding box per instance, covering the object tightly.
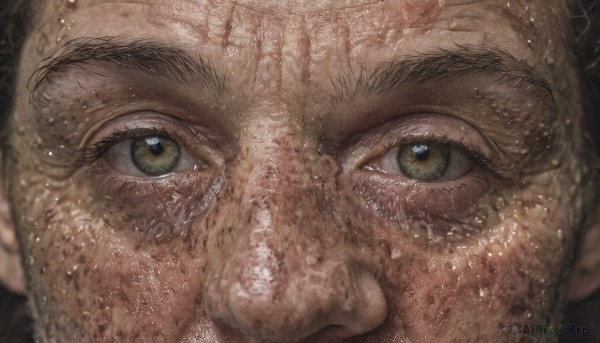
[100,131,200,177]
[132,135,180,176]
[375,141,475,182]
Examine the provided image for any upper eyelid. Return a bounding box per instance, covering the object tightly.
[340,114,513,178]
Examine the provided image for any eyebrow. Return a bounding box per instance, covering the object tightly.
[328,45,554,106]
[30,36,226,97]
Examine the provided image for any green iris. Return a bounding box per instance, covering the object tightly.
[397,142,450,181]
[131,135,180,176]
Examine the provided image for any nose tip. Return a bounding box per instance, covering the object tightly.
[204,244,387,342]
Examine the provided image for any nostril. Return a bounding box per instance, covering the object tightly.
[299,325,354,343]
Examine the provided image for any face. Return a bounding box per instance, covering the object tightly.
[3,0,590,341]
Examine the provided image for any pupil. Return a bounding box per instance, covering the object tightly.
[146,137,164,156]
[412,144,429,161]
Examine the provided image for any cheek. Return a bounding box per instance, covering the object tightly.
[14,181,208,340]
[376,194,574,339]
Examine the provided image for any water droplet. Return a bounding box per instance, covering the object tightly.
[67,0,77,8]
[551,159,560,166]
[574,172,582,184]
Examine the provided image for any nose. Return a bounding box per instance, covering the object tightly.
[203,131,387,342]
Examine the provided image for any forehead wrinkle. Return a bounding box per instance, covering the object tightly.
[229,0,383,14]
[27,0,570,107]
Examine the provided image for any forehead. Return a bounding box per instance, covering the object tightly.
[34,0,569,85]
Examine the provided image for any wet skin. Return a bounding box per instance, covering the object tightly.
[2,0,590,342]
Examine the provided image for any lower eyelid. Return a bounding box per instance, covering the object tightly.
[80,166,219,242]
[352,168,489,218]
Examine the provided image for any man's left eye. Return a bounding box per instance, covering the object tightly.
[373,141,475,182]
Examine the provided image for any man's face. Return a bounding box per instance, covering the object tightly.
[5,0,588,341]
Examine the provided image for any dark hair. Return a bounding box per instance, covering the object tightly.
[573,0,600,159]
[0,0,33,133]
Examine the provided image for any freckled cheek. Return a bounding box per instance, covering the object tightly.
[88,251,202,333]
[377,201,574,336]
[23,203,207,337]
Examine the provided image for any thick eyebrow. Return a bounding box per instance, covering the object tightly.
[328,45,554,106]
[30,36,226,97]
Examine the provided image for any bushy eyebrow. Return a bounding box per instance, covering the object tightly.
[30,36,226,98]
[328,45,554,106]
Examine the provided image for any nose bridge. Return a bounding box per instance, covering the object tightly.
[203,126,386,341]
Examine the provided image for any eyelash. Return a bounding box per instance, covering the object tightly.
[378,136,503,179]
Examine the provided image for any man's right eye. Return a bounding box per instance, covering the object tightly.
[130,135,182,176]
[98,130,202,177]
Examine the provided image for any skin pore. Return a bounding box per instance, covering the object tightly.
[1,0,598,342]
